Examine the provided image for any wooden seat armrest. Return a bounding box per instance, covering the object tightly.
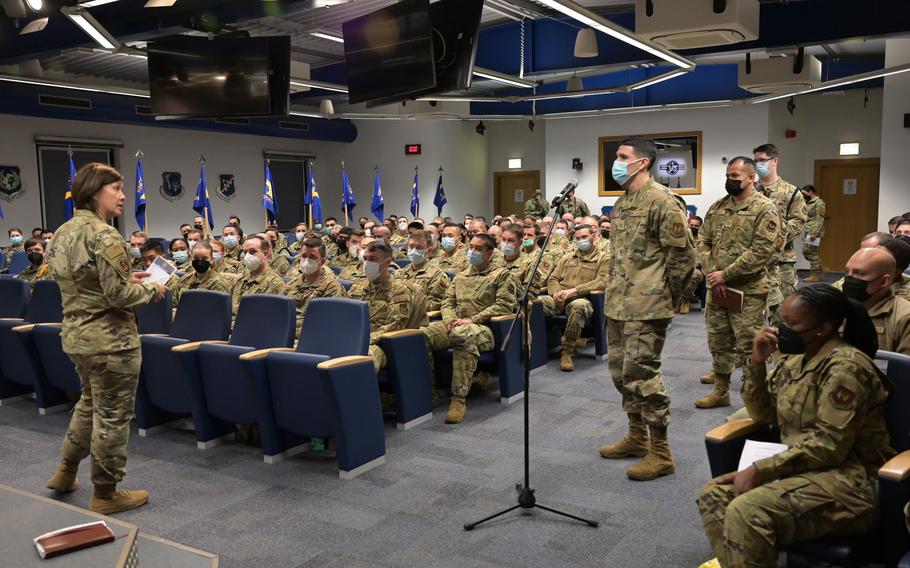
[318,355,373,370]
[427,310,442,319]
[380,329,422,340]
[171,340,229,353]
[11,324,36,333]
[880,450,910,481]
[705,418,759,443]
[491,314,517,322]
[140,334,169,338]
[238,347,294,361]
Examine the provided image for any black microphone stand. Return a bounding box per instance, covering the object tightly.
[463,191,599,531]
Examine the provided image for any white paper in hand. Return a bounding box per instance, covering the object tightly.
[143,255,176,286]
[805,236,821,247]
[737,439,788,472]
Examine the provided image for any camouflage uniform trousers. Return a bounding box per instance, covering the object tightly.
[538,296,592,341]
[60,348,141,486]
[606,318,672,428]
[802,242,822,272]
[778,262,798,300]
[697,470,878,568]
[368,344,386,373]
[421,320,494,397]
[706,292,767,377]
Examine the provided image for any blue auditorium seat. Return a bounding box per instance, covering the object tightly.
[283,231,296,245]
[30,324,81,395]
[704,350,910,568]
[393,259,411,269]
[337,278,353,292]
[379,329,433,430]
[172,294,295,453]
[544,290,607,361]
[135,290,232,436]
[0,252,5,272]
[0,278,28,318]
[6,251,30,276]
[329,265,342,275]
[239,298,383,476]
[0,281,67,412]
[136,290,172,335]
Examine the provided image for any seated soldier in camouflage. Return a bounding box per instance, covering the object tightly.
[289,222,309,255]
[171,242,234,308]
[500,223,544,300]
[168,237,191,273]
[287,238,346,340]
[421,234,520,424]
[339,235,372,282]
[230,235,286,316]
[431,223,470,274]
[332,228,363,271]
[540,224,610,372]
[393,229,448,311]
[347,242,418,372]
[139,240,180,289]
[17,237,53,291]
[698,285,894,568]
[520,223,559,291]
[264,228,291,277]
[220,223,244,262]
[209,239,241,280]
[128,231,147,271]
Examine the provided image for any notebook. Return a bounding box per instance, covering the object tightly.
[711,286,744,313]
[33,520,115,559]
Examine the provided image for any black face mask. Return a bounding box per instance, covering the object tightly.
[194,224,203,230]
[777,324,808,354]
[725,178,745,196]
[842,274,876,303]
[690,227,699,238]
[28,252,43,266]
[600,229,610,239]
[192,259,211,274]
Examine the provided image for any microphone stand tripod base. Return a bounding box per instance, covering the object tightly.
[463,485,599,530]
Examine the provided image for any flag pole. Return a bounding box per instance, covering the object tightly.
[414,165,419,220]
[265,157,270,229]
[307,160,313,228]
[136,148,146,230]
[200,154,209,234]
[341,160,349,226]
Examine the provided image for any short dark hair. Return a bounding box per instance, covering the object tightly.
[752,143,780,159]
[8,227,22,236]
[573,224,594,235]
[879,237,910,273]
[324,217,337,224]
[71,163,123,210]
[470,233,496,251]
[502,223,524,241]
[228,215,241,222]
[24,237,45,251]
[408,221,424,230]
[802,184,817,194]
[898,220,910,229]
[179,223,192,231]
[141,241,164,255]
[691,216,703,224]
[186,229,204,240]
[245,235,269,252]
[408,230,431,247]
[618,137,658,170]
[728,156,757,173]
[890,216,905,227]
[192,241,213,255]
[300,237,326,258]
[337,227,352,238]
[365,241,392,259]
[169,237,188,251]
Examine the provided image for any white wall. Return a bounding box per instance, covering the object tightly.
[485,120,547,212]
[879,38,910,230]
[543,104,771,217]
[0,114,488,243]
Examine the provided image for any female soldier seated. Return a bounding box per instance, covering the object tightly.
[697,284,895,568]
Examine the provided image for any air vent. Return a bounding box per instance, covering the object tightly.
[278,121,310,132]
[215,117,250,126]
[135,105,152,115]
[39,94,91,110]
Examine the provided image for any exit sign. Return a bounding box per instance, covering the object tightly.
[405,144,422,155]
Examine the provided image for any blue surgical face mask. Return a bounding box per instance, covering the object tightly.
[611,158,644,186]
[467,249,484,266]
[212,252,223,261]
[441,237,457,251]
[756,160,772,178]
[500,242,516,256]
[10,235,22,245]
[575,238,592,252]
[223,235,238,248]
[407,248,426,264]
[130,246,141,258]
[172,250,189,264]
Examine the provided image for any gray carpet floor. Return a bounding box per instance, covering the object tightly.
[0,308,751,568]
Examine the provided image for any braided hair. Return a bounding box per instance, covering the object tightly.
[794,284,878,358]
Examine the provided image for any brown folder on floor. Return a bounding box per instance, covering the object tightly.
[711,287,744,313]
[34,520,115,559]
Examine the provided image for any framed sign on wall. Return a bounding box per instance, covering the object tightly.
[598,131,702,196]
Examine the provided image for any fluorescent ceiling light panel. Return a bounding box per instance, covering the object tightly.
[289,79,348,93]
[533,0,695,70]
[472,66,537,88]
[749,63,910,104]
[0,73,149,98]
[61,7,119,49]
[144,0,178,6]
[310,30,344,43]
[19,17,48,34]
[839,142,860,156]
[25,0,41,10]
[629,69,688,91]
[79,0,121,7]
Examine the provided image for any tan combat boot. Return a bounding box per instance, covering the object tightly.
[598,414,649,459]
[90,484,149,515]
[560,338,576,372]
[469,372,490,395]
[694,374,731,409]
[445,396,466,424]
[700,372,716,384]
[46,458,80,494]
[627,425,675,481]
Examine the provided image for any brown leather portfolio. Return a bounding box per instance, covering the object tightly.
[710,286,744,313]
[34,521,115,559]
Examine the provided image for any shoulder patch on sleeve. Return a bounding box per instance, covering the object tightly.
[671,222,685,239]
[102,242,131,278]
[830,384,856,410]
[767,219,777,232]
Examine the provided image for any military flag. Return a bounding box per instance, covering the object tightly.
[262,160,278,224]
[63,149,76,221]
[370,168,384,222]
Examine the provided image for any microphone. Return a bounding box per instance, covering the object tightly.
[550,178,578,208]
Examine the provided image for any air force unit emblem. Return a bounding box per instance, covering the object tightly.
[0,165,24,202]
[159,171,183,202]
[218,174,236,201]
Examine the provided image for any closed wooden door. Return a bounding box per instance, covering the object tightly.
[494,171,540,217]
[813,158,880,270]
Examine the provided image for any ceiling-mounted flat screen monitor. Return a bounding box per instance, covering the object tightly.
[147,34,290,118]
[342,0,436,105]
[426,0,484,92]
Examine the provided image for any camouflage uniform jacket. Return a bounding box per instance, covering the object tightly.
[760,177,807,263]
[605,177,696,321]
[131,256,145,271]
[172,268,235,307]
[3,242,23,267]
[523,196,549,219]
[223,243,244,262]
[523,246,559,289]
[698,190,781,295]
[441,264,520,324]
[503,253,545,298]
[393,261,449,311]
[17,262,52,291]
[332,249,360,270]
[548,246,610,297]
[215,256,242,275]
[390,232,408,245]
[743,338,894,484]
[271,253,291,277]
[287,269,346,336]
[490,247,506,270]
[323,237,339,260]
[339,263,365,282]
[431,244,470,274]
[347,278,413,344]
[556,196,590,218]
[173,257,192,273]
[804,196,826,238]
[231,266,286,313]
[867,292,910,355]
[47,209,159,355]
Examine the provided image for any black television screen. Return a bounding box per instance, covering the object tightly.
[147,35,290,118]
[342,0,435,105]
[427,0,483,93]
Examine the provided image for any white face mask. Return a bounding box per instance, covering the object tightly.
[349,244,359,258]
[295,231,306,241]
[301,257,319,275]
[398,223,408,231]
[243,252,261,271]
[187,240,198,249]
[364,260,382,281]
[364,228,372,237]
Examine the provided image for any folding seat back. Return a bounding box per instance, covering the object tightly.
[6,252,30,276]
[0,278,28,318]
[298,298,369,358]
[230,294,295,349]
[25,280,63,324]
[337,278,353,292]
[31,324,81,394]
[393,259,411,269]
[136,291,172,335]
[878,350,910,452]
[170,290,232,342]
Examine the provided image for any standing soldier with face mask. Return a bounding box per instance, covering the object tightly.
[523,188,549,219]
[694,157,781,409]
[801,184,827,282]
[599,137,695,481]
